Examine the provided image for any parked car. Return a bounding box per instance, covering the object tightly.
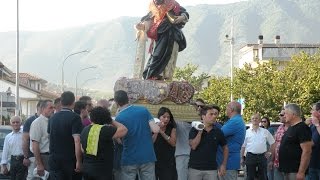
[0,126,12,179]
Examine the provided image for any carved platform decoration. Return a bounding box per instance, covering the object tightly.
[113,77,199,121]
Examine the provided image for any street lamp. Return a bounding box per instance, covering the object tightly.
[224,17,234,101]
[16,0,20,116]
[75,66,97,98]
[80,77,99,96]
[61,50,89,92]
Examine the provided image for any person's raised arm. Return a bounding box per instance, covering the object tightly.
[112,120,128,139]
[149,120,160,134]
[189,130,202,150]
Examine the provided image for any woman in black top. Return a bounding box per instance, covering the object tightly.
[80,107,118,180]
[153,107,177,180]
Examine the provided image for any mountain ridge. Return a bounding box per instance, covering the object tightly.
[1,0,319,92]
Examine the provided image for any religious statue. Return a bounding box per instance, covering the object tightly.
[134,0,189,81]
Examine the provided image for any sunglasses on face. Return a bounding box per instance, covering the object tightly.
[261,121,267,123]
[279,114,284,117]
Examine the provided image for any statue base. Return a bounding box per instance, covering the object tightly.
[111,77,199,121]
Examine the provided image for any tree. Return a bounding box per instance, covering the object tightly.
[173,63,209,92]
[279,52,320,115]
[183,52,320,122]
[232,61,283,121]
[198,76,231,122]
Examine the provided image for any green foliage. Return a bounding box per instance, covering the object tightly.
[198,76,231,122]
[198,52,320,122]
[279,52,320,115]
[233,61,284,121]
[173,63,209,92]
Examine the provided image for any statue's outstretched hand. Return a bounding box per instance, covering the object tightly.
[173,15,186,24]
[135,23,145,31]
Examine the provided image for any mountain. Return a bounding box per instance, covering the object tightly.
[1,0,320,92]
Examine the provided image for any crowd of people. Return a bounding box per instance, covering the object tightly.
[0,90,320,180]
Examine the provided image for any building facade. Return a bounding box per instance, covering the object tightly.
[0,62,58,124]
[239,36,320,69]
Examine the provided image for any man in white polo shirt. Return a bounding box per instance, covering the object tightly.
[30,99,54,178]
[241,113,275,180]
[1,116,27,179]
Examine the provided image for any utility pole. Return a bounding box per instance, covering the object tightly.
[225,17,234,101]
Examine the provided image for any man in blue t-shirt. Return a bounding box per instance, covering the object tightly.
[217,101,246,180]
[114,90,160,180]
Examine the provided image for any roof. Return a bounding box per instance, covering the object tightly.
[0,61,14,77]
[3,76,41,93]
[242,43,320,49]
[14,73,47,83]
[40,89,60,99]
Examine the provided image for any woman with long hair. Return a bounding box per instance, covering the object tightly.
[153,107,177,180]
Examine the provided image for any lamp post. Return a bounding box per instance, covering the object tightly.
[15,0,20,115]
[80,78,99,96]
[61,50,89,92]
[75,66,97,98]
[224,17,234,101]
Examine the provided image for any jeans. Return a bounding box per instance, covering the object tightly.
[218,170,238,180]
[282,173,296,180]
[188,168,217,180]
[273,167,284,180]
[309,168,320,180]
[176,155,189,180]
[121,162,155,180]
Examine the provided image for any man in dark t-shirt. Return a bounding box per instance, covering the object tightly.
[279,103,313,180]
[48,91,83,180]
[188,105,229,180]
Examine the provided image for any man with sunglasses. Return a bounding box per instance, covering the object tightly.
[271,109,289,180]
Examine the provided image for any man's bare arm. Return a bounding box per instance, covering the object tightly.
[73,135,82,172]
[189,131,202,150]
[22,133,30,158]
[298,141,313,174]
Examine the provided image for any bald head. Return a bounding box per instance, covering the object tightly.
[10,116,21,132]
[97,99,110,109]
[229,101,241,113]
[226,101,242,118]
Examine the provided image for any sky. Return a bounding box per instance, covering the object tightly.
[0,0,241,32]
